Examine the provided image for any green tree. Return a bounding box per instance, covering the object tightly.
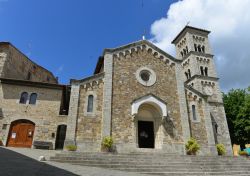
[223,87,250,145]
[236,87,250,144]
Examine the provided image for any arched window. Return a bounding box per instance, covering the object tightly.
[204,67,208,76]
[198,45,201,52]
[183,49,186,55]
[29,93,37,105]
[202,46,205,53]
[180,52,183,57]
[200,66,204,75]
[186,46,189,53]
[87,95,94,112]
[188,69,191,78]
[211,114,218,144]
[185,72,189,79]
[192,105,197,121]
[19,92,28,104]
[194,44,197,52]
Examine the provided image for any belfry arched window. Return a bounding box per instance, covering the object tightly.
[198,45,202,52]
[204,67,208,76]
[200,66,204,76]
[19,92,28,104]
[87,95,94,112]
[188,69,191,78]
[194,44,197,52]
[181,52,183,57]
[202,46,205,53]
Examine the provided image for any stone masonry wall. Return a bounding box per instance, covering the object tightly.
[0,43,57,83]
[111,48,184,151]
[75,81,104,152]
[186,94,208,145]
[0,83,66,148]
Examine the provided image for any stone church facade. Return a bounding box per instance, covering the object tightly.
[0,26,232,155]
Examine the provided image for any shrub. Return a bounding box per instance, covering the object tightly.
[101,136,113,152]
[216,144,226,155]
[65,145,77,151]
[239,151,248,156]
[185,138,200,155]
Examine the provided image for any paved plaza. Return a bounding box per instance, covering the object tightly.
[0,147,146,176]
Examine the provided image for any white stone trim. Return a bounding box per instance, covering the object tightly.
[175,64,190,146]
[64,84,80,144]
[131,95,167,117]
[135,67,156,87]
[84,91,97,117]
[102,53,113,138]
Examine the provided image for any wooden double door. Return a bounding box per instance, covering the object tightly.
[7,120,35,148]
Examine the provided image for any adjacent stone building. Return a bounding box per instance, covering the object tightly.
[0,26,233,155]
[0,42,69,149]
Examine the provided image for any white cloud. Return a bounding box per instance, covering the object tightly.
[150,0,250,91]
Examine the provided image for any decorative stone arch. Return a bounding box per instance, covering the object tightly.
[131,94,167,149]
[131,94,168,119]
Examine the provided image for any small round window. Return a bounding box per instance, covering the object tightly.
[136,67,156,87]
[140,70,151,82]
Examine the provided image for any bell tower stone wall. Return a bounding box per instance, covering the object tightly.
[173,26,232,155]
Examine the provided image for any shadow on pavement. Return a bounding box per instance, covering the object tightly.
[0,147,78,176]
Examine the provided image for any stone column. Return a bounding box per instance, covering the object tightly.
[64,84,80,146]
[101,53,113,138]
[203,100,217,155]
[175,64,191,147]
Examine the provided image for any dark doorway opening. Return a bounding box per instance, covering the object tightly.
[138,121,154,148]
[55,125,67,150]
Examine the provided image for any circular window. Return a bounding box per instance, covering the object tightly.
[140,70,151,82]
[136,67,156,87]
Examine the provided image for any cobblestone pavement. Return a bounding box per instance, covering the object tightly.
[2,147,147,176]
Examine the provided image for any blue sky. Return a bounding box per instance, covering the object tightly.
[0,0,176,84]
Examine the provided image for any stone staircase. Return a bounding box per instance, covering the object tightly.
[50,152,250,176]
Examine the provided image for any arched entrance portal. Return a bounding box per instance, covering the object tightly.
[136,104,163,149]
[55,125,67,150]
[7,119,35,148]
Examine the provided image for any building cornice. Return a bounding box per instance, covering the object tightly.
[172,25,210,44]
[0,77,65,89]
[185,75,219,84]
[208,101,224,106]
[95,40,182,74]
[70,72,104,86]
[181,51,214,63]
[184,84,208,99]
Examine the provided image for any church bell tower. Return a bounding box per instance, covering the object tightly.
[172,26,220,101]
[172,26,233,155]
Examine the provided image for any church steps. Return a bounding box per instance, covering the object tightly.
[50,152,250,175]
[51,161,250,171]
[53,153,249,160]
[51,155,250,163]
[50,157,250,166]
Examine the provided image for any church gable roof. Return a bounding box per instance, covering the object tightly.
[94,40,180,74]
